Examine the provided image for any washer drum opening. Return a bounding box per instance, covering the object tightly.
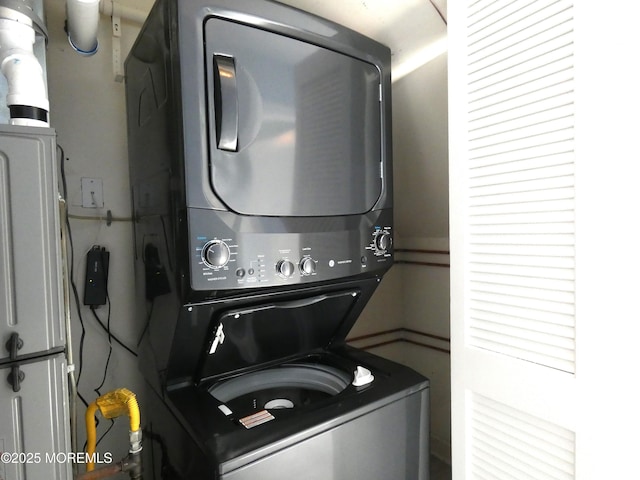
[208,364,351,402]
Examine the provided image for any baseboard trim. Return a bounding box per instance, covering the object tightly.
[347,328,450,354]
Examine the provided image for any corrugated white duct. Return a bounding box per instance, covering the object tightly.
[0,5,49,126]
[66,0,99,55]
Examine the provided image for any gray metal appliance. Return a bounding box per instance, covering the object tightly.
[0,125,72,480]
[125,1,429,478]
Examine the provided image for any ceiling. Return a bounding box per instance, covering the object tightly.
[278,0,447,80]
[121,0,447,81]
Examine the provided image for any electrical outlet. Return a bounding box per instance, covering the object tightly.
[81,177,104,208]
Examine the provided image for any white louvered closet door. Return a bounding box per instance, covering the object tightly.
[449,1,640,479]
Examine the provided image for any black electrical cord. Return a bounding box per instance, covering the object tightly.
[89,306,138,357]
[143,427,181,480]
[59,146,137,454]
[58,144,89,408]
[59,144,139,453]
[137,298,155,347]
[92,295,113,397]
[81,416,114,451]
[69,236,90,408]
[159,215,174,272]
[90,267,116,448]
[96,419,115,449]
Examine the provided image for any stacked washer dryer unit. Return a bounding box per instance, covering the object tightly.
[125,0,429,479]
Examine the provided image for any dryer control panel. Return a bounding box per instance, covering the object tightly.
[188,209,393,291]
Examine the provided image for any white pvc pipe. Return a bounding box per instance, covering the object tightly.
[66,0,99,55]
[99,0,147,25]
[0,9,49,127]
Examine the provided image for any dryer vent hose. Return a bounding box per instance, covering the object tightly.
[84,388,142,474]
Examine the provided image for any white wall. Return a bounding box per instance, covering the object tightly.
[394,54,449,243]
[44,0,149,467]
[353,47,451,462]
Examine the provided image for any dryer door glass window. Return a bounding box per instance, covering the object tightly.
[204,18,382,217]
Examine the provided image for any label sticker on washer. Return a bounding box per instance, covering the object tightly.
[239,410,275,429]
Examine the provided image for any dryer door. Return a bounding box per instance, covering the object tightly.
[204,17,383,217]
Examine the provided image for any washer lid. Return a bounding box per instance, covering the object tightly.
[198,289,362,379]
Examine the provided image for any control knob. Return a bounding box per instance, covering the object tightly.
[276,259,295,278]
[202,240,231,268]
[299,257,317,276]
[374,231,393,254]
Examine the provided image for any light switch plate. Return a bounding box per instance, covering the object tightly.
[81,177,104,208]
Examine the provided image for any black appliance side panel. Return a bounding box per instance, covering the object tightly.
[125,0,193,389]
[204,17,382,217]
[126,0,206,305]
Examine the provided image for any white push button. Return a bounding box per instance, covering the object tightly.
[352,366,374,386]
[218,404,233,416]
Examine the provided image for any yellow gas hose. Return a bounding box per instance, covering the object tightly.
[85,401,99,469]
[85,388,141,472]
